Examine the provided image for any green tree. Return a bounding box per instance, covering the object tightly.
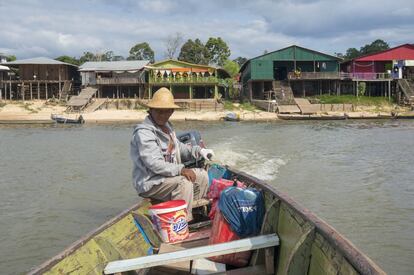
[55,55,80,65]
[6,55,16,62]
[334,52,344,59]
[79,51,96,64]
[128,42,154,62]
[233,56,248,67]
[178,39,209,65]
[223,60,240,77]
[222,60,241,100]
[205,37,231,66]
[344,48,360,60]
[360,39,390,55]
[342,39,390,61]
[112,55,125,61]
[100,51,114,61]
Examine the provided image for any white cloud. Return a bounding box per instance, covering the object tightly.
[0,0,412,60]
[137,0,176,13]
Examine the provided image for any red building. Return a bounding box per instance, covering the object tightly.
[341,44,414,80]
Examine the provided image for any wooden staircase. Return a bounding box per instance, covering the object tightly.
[59,81,72,101]
[83,98,108,113]
[272,81,295,105]
[397,79,414,107]
[66,87,98,111]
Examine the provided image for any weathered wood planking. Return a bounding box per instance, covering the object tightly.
[104,234,280,274]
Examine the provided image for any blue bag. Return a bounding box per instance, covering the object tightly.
[208,164,230,186]
[218,186,264,238]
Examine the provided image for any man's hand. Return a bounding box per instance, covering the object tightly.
[200,148,214,160]
[181,168,196,182]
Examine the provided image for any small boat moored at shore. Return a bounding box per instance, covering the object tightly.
[51,114,85,124]
[277,113,348,120]
[223,112,240,121]
[392,111,414,119]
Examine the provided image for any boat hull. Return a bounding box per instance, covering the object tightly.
[278,114,347,120]
[28,168,385,275]
[51,114,85,124]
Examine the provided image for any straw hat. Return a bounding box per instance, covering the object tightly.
[146,87,180,109]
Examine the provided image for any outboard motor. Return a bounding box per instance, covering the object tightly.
[177,130,206,168]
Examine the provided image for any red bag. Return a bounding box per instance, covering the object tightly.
[208,210,251,267]
[208,178,245,200]
[208,179,245,220]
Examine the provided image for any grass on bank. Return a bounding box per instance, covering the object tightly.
[309,95,395,106]
[19,102,39,113]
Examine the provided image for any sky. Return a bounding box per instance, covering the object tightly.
[0,0,413,61]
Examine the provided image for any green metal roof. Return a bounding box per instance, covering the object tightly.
[240,45,342,73]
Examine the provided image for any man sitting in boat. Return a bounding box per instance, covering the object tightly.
[130,87,213,221]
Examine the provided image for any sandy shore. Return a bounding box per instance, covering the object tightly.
[0,101,278,123]
[0,101,411,123]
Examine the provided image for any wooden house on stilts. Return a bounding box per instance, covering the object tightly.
[239,45,342,108]
[78,60,149,99]
[2,57,79,101]
[341,44,414,106]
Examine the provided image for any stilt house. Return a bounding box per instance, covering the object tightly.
[78,60,149,99]
[239,45,342,104]
[3,57,79,100]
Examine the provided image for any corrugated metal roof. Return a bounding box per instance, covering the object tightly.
[239,45,341,74]
[354,44,414,61]
[0,65,10,71]
[4,57,78,67]
[79,60,149,72]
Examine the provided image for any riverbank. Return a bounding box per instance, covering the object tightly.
[0,100,412,123]
[0,101,278,123]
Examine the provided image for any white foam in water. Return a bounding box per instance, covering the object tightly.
[241,158,287,182]
[211,144,287,182]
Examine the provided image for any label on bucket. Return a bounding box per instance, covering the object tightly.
[151,207,189,243]
[167,209,189,242]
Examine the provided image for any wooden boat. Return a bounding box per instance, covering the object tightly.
[393,112,414,119]
[51,114,85,124]
[278,114,347,120]
[28,167,385,275]
[224,112,240,122]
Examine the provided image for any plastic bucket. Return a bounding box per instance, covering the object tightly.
[149,200,189,243]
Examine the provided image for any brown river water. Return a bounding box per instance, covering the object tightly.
[0,120,413,274]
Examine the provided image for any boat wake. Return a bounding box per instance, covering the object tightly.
[211,145,287,182]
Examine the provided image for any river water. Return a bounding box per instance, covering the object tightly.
[0,120,413,274]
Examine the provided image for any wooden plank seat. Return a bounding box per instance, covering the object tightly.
[192,198,210,208]
[104,234,279,274]
[153,242,226,274]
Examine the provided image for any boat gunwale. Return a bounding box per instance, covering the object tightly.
[228,167,386,275]
[27,201,143,275]
[28,168,386,275]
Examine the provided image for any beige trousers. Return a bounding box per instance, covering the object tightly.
[140,168,209,221]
